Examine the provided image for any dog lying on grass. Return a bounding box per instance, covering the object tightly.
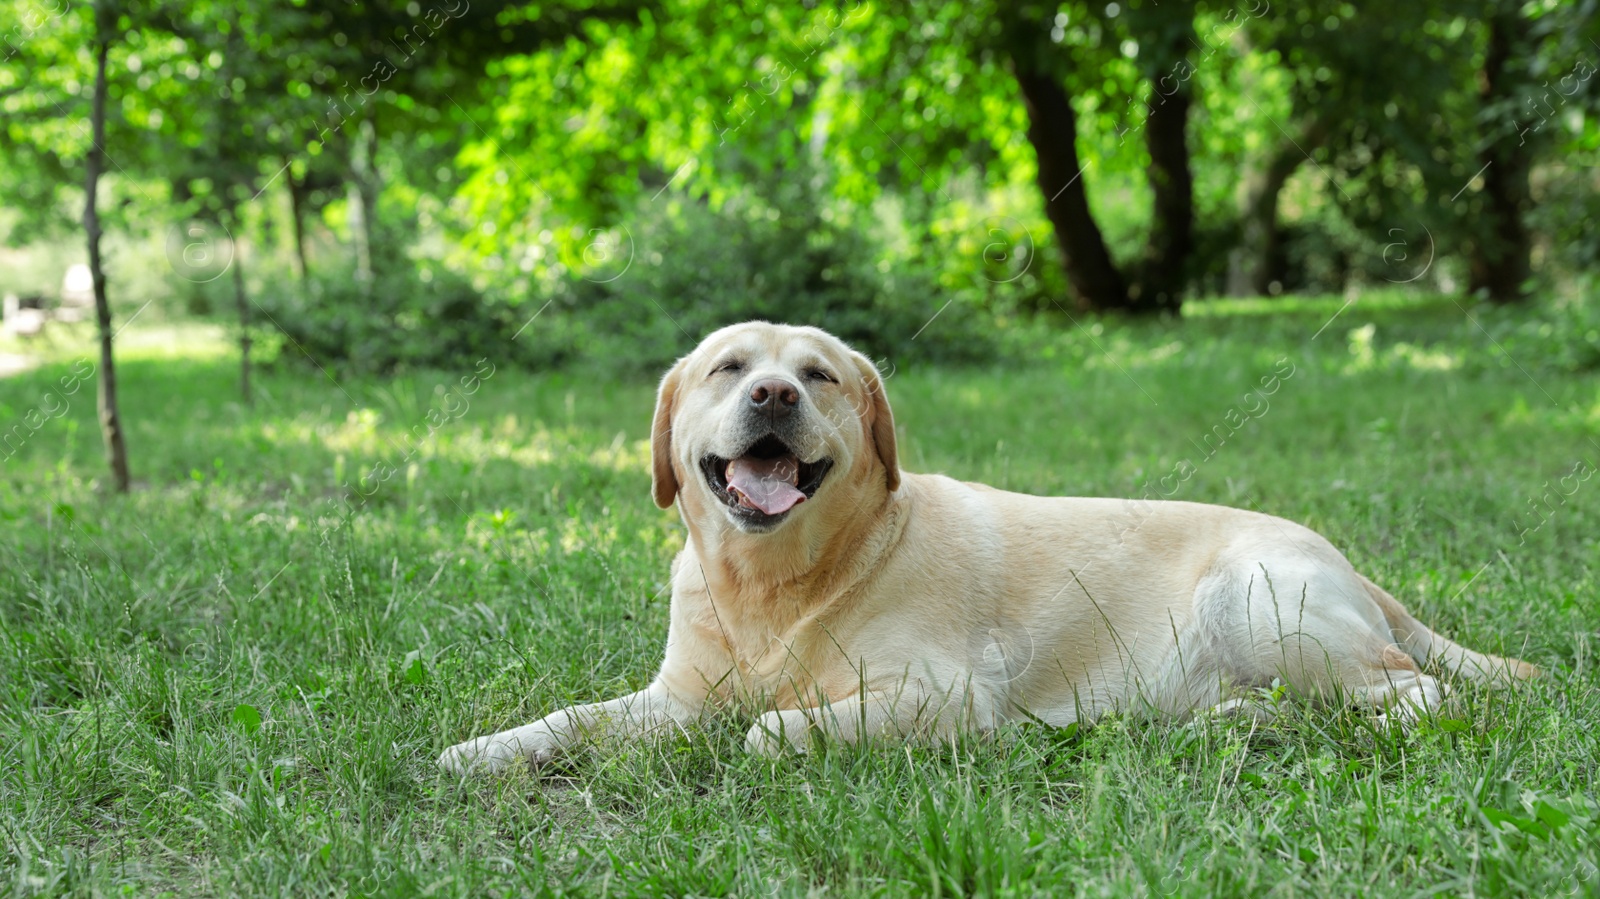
[440,322,1536,774]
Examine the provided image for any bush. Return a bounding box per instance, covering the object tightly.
[255,175,1000,376]
[1489,285,1600,374]
[261,259,516,374]
[515,191,998,376]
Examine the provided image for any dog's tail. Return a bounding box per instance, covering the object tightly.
[1360,574,1540,685]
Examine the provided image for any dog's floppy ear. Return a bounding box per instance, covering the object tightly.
[651,357,689,509]
[850,352,900,492]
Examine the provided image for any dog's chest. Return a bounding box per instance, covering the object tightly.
[688,590,858,705]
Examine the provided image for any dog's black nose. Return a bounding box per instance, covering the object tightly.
[748,378,800,419]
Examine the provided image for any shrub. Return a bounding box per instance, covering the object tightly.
[515,191,998,376]
[261,259,516,374]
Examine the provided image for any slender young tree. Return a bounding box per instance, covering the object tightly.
[228,214,253,405]
[84,1,130,492]
[284,160,312,285]
[218,23,253,404]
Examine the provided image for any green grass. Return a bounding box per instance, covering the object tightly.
[2,297,1598,896]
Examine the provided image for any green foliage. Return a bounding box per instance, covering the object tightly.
[262,260,514,374]
[256,172,1002,373]
[6,0,1600,360]
[1489,287,1600,373]
[521,183,996,375]
[1529,164,1600,276]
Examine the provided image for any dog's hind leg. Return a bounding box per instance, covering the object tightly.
[1210,558,1449,724]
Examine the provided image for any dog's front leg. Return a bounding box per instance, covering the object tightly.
[438,681,698,775]
[744,684,964,757]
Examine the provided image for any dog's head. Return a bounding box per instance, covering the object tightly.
[650,322,898,534]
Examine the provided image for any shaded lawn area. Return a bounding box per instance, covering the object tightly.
[2,297,1597,896]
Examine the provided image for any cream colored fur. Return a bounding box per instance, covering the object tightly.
[439,322,1536,774]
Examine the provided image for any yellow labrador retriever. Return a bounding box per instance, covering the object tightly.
[440,322,1535,773]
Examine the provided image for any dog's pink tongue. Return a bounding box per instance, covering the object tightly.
[726,456,805,515]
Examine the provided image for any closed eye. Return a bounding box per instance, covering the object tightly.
[710,359,745,377]
[804,368,836,384]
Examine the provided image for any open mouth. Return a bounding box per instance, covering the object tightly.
[700,435,833,528]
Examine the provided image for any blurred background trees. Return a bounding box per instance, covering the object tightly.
[2,0,1598,380]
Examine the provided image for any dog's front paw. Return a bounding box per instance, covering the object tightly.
[744,711,812,758]
[437,729,555,775]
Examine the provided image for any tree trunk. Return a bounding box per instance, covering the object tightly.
[286,162,311,284]
[84,32,130,492]
[229,221,252,406]
[1467,8,1533,304]
[1011,64,1127,311]
[1134,57,1193,314]
[1243,118,1330,296]
[348,116,380,297]
[347,178,372,291]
